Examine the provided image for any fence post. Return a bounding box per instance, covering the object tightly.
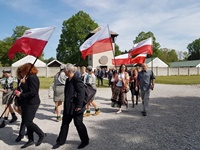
[188,67,190,76]
[178,67,179,75]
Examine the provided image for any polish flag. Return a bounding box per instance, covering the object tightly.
[112,53,131,65]
[8,26,55,60]
[80,26,113,59]
[129,37,153,56]
[130,54,147,64]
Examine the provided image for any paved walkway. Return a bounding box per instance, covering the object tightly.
[0,84,200,150]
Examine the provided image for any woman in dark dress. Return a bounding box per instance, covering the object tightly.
[130,69,139,107]
[15,63,46,149]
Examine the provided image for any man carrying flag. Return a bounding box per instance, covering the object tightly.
[79,26,113,59]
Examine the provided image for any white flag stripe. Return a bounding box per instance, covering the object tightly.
[22,26,56,41]
[133,37,152,49]
[80,26,110,51]
[115,53,129,59]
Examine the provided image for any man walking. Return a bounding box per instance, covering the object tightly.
[52,63,89,149]
[136,63,155,116]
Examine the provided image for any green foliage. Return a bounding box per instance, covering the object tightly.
[133,31,161,58]
[56,11,98,66]
[158,48,178,63]
[114,44,121,56]
[43,57,55,64]
[187,38,200,60]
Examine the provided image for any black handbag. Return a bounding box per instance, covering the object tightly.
[83,83,96,106]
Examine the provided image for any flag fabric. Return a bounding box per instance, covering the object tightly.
[130,54,147,64]
[129,37,153,56]
[112,53,147,65]
[112,53,131,65]
[8,26,55,60]
[80,26,113,59]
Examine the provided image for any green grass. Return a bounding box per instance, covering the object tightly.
[39,77,54,89]
[39,75,200,89]
[156,75,200,85]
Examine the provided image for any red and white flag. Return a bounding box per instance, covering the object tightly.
[130,54,147,64]
[8,26,55,59]
[80,26,113,59]
[129,37,153,56]
[112,53,131,65]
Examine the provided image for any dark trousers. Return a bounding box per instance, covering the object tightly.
[97,77,103,86]
[19,122,26,137]
[56,113,89,145]
[22,104,44,141]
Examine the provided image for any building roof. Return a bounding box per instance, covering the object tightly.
[145,57,168,67]
[84,26,118,42]
[170,60,200,67]
[12,55,46,67]
[47,59,63,67]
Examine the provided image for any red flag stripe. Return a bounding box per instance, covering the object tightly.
[129,37,153,56]
[81,38,112,59]
[7,26,55,60]
[8,37,47,60]
[130,45,153,56]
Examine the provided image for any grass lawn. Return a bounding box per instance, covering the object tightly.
[156,75,200,85]
[39,75,200,89]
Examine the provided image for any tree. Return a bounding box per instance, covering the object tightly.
[44,57,55,64]
[133,31,161,57]
[183,51,189,60]
[114,44,121,56]
[187,38,200,60]
[158,48,178,63]
[56,11,98,66]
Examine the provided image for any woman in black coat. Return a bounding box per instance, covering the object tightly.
[15,63,46,149]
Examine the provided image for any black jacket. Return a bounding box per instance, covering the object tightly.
[64,75,85,115]
[20,74,40,105]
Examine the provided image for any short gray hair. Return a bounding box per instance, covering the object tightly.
[64,63,75,73]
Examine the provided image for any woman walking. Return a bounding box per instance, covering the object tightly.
[15,63,46,148]
[52,64,67,121]
[111,64,129,114]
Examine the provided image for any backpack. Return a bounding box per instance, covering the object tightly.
[83,83,97,106]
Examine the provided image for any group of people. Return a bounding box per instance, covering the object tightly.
[0,62,155,149]
[110,63,155,116]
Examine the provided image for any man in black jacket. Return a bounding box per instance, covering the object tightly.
[52,63,89,149]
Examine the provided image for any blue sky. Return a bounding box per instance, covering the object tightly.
[1,0,200,59]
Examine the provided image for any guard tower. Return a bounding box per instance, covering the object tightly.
[85,26,118,70]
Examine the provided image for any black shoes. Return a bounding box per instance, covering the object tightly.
[9,116,18,123]
[52,143,63,149]
[35,133,47,146]
[0,120,7,128]
[15,135,24,142]
[142,111,147,116]
[21,140,34,149]
[77,141,89,149]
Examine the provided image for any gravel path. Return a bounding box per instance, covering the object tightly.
[0,84,200,150]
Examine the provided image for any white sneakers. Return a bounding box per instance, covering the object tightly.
[116,110,122,114]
